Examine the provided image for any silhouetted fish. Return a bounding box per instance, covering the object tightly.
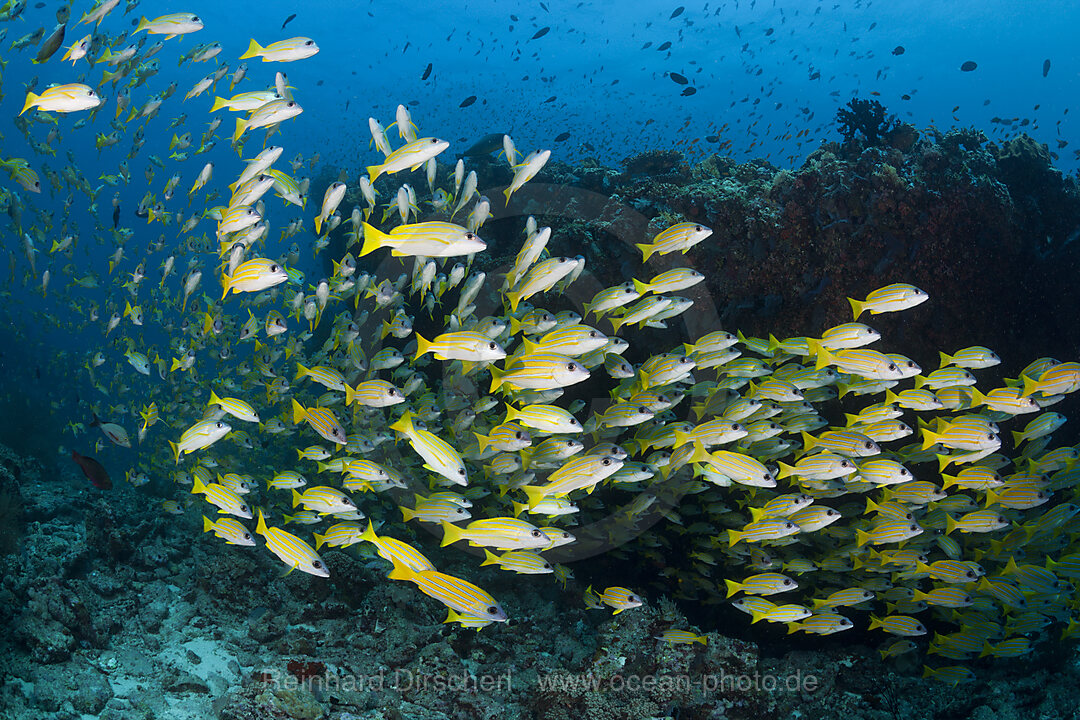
[1043,59,1051,77]
[532,27,550,40]
[281,13,296,30]
[892,46,905,55]
[460,133,505,158]
[421,62,432,80]
[72,450,111,490]
[460,95,477,108]
[670,72,688,85]
[961,60,977,72]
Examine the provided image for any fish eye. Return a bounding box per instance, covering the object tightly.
[694,225,702,231]
[783,579,792,585]
[243,533,251,539]
[531,529,540,536]
[458,468,465,475]
[910,525,918,531]
[486,605,497,614]
[567,363,576,371]
[313,560,322,569]
[465,232,475,239]
[887,364,897,372]
[489,342,497,350]
[987,434,994,440]
[515,431,523,439]
[430,138,439,144]
[865,441,873,449]
[305,40,314,45]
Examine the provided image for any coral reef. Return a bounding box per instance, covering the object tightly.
[835,98,902,147]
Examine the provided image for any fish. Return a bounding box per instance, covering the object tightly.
[134,13,204,40]
[20,84,102,115]
[71,450,111,489]
[960,60,977,72]
[459,96,477,108]
[239,37,319,63]
[281,13,297,30]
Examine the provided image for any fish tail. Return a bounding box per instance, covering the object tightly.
[208,389,222,407]
[726,529,742,546]
[232,117,247,143]
[209,96,228,112]
[238,38,263,60]
[290,399,306,425]
[488,366,505,394]
[1020,375,1038,398]
[503,187,512,204]
[439,520,464,547]
[848,297,865,320]
[314,215,323,235]
[920,428,940,451]
[19,91,38,116]
[635,242,654,262]
[191,475,206,495]
[358,221,387,257]
[312,532,326,550]
[366,163,384,182]
[170,357,181,372]
[938,351,953,368]
[632,278,651,295]
[344,384,356,406]
[291,489,302,508]
[521,485,546,510]
[473,432,491,454]
[359,520,378,544]
[945,515,958,535]
[135,16,150,33]
[480,549,499,566]
[855,529,870,547]
[399,505,415,521]
[293,362,310,382]
[723,579,741,598]
[387,559,416,582]
[413,333,431,361]
[256,509,268,535]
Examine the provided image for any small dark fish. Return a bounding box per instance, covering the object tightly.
[681,86,697,96]
[1043,59,1051,77]
[532,26,550,40]
[901,94,911,100]
[670,6,684,19]
[764,27,774,36]
[960,60,977,72]
[460,95,477,108]
[642,41,652,49]
[72,450,111,490]
[543,95,556,103]
[554,131,570,141]
[892,45,905,55]
[421,62,432,80]
[658,41,672,51]
[281,13,296,30]
[669,72,688,85]
[112,205,120,229]
[511,14,519,21]
[540,2,548,11]
[706,135,720,143]
[316,79,324,86]
[34,1,44,7]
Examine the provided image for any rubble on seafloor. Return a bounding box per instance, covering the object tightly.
[1,438,1080,720]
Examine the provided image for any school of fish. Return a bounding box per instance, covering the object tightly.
[3,0,1080,689]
